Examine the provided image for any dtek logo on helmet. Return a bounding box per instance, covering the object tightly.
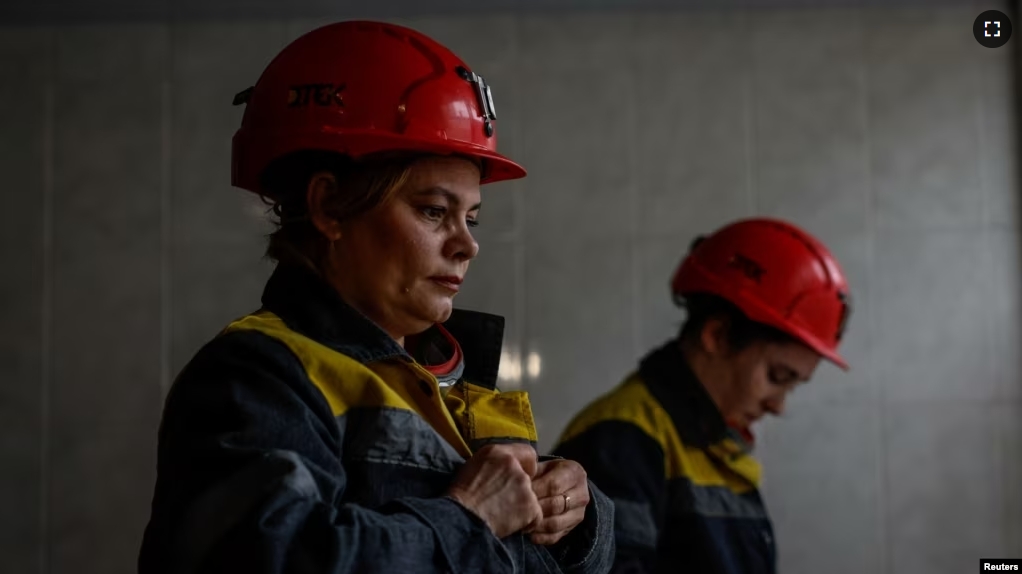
[288,84,346,107]
[727,254,766,283]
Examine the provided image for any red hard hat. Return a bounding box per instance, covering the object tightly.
[671,218,852,370]
[231,20,526,196]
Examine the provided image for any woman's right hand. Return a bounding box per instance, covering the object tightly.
[446,443,544,539]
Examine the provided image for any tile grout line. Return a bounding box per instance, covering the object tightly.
[973,24,1009,556]
[742,10,759,217]
[160,23,174,400]
[39,24,55,574]
[855,9,891,574]
[627,16,641,362]
[510,13,527,395]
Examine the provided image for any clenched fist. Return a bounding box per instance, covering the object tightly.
[446,443,544,539]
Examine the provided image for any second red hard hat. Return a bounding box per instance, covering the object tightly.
[671,218,852,369]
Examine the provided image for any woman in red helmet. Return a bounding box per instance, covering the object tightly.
[139,21,613,574]
[552,218,852,574]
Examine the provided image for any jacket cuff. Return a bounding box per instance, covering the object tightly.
[550,480,616,573]
[395,496,515,574]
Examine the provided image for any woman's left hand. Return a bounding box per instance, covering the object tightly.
[526,458,591,545]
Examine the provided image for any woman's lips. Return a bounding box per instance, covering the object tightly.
[430,276,462,292]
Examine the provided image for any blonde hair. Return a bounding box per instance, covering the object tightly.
[259,151,419,273]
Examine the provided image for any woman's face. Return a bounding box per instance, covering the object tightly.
[695,318,821,431]
[319,156,482,341]
[713,337,820,429]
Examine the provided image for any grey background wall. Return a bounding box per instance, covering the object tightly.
[1,3,1019,573]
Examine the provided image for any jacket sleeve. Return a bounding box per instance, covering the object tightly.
[138,330,514,574]
[552,421,668,574]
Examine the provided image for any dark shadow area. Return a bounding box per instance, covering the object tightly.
[0,0,998,25]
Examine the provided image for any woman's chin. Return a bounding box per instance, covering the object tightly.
[432,305,454,324]
[415,298,454,325]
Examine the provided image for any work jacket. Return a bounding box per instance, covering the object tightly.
[553,341,775,574]
[139,263,614,574]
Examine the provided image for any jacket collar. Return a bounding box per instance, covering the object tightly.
[260,264,506,390]
[639,339,751,451]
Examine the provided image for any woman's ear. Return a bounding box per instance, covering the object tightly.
[700,316,730,358]
[307,171,342,241]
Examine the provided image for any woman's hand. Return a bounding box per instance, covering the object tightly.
[446,444,544,539]
[526,458,590,546]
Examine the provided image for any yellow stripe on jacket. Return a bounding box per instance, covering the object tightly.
[559,374,761,493]
[224,311,539,459]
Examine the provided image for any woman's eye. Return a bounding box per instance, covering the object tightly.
[467,218,479,228]
[421,206,446,220]
[769,369,794,386]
